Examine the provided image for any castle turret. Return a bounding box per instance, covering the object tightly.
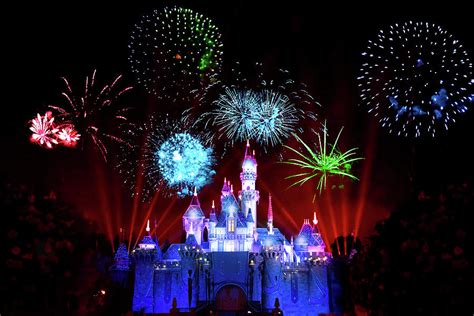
[310,210,326,254]
[208,200,218,251]
[183,188,205,245]
[262,246,283,311]
[179,241,201,310]
[110,243,130,288]
[239,141,260,230]
[221,178,231,198]
[133,220,158,313]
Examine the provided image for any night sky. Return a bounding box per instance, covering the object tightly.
[3,1,473,247]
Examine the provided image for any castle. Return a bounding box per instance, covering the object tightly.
[111,142,342,315]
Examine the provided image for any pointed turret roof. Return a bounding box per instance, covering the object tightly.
[185,234,199,247]
[242,140,257,169]
[221,178,231,193]
[111,243,130,271]
[295,218,326,249]
[138,235,157,249]
[183,189,205,219]
[138,220,157,249]
[114,243,129,262]
[312,210,321,234]
[295,219,313,246]
[209,200,218,223]
[217,192,246,228]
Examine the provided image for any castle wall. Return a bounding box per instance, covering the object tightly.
[153,270,183,313]
[276,265,330,316]
[134,253,335,315]
[132,253,156,313]
[211,252,249,295]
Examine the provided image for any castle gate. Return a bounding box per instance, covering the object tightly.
[215,284,247,312]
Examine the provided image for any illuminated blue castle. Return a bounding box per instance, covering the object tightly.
[120,143,342,315]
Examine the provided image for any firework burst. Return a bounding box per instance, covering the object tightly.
[207,87,301,148]
[117,116,216,200]
[283,122,363,197]
[57,126,81,147]
[29,112,59,149]
[358,21,473,137]
[47,69,133,160]
[129,6,223,103]
[187,62,319,151]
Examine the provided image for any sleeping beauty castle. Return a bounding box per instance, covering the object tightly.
[111,142,343,315]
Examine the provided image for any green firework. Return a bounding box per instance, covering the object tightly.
[283,121,363,196]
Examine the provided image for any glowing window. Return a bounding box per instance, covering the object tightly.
[228,219,235,233]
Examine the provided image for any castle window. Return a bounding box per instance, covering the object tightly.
[228,219,235,233]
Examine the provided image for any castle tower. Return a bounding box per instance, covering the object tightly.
[179,240,201,309]
[267,194,274,235]
[310,210,326,253]
[239,141,260,230]
[133,220,158,313]
[110,243,130,288]
[262,246,283,311]
[208,200,218,251]
[221,177,231,199]
[182,188,205,245]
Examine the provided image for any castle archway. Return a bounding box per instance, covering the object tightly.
[203,226,209,242]
[215,284,247,312]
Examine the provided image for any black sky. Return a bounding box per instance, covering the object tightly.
[2,1,473,240]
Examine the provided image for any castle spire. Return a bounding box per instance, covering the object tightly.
[189,188,200,207]
[313,210,318,225]
[221,178,231,196]
[240,140,259,224]
[146,219,150,235]
[210,200,217,223]
[268,194,274,235]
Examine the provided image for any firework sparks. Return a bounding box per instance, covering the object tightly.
[283,122,363,197]
[57,126,81,147]
[207,87,301,148]
[188,63,319,151]
[358,21,473,137]
[156,132,215,196]
[47,69,133,160]
[29,112,59,149]
[117,116,216,200]
[128,6,223,103]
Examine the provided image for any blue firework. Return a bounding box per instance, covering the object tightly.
[117,116,215,199]
[205,87,302,149]
[358,21,473,137]
[155,132,215,196]
[185,62,319,151]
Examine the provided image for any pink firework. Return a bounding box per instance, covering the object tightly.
[29,112,59,149]
[57,126,81,147]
